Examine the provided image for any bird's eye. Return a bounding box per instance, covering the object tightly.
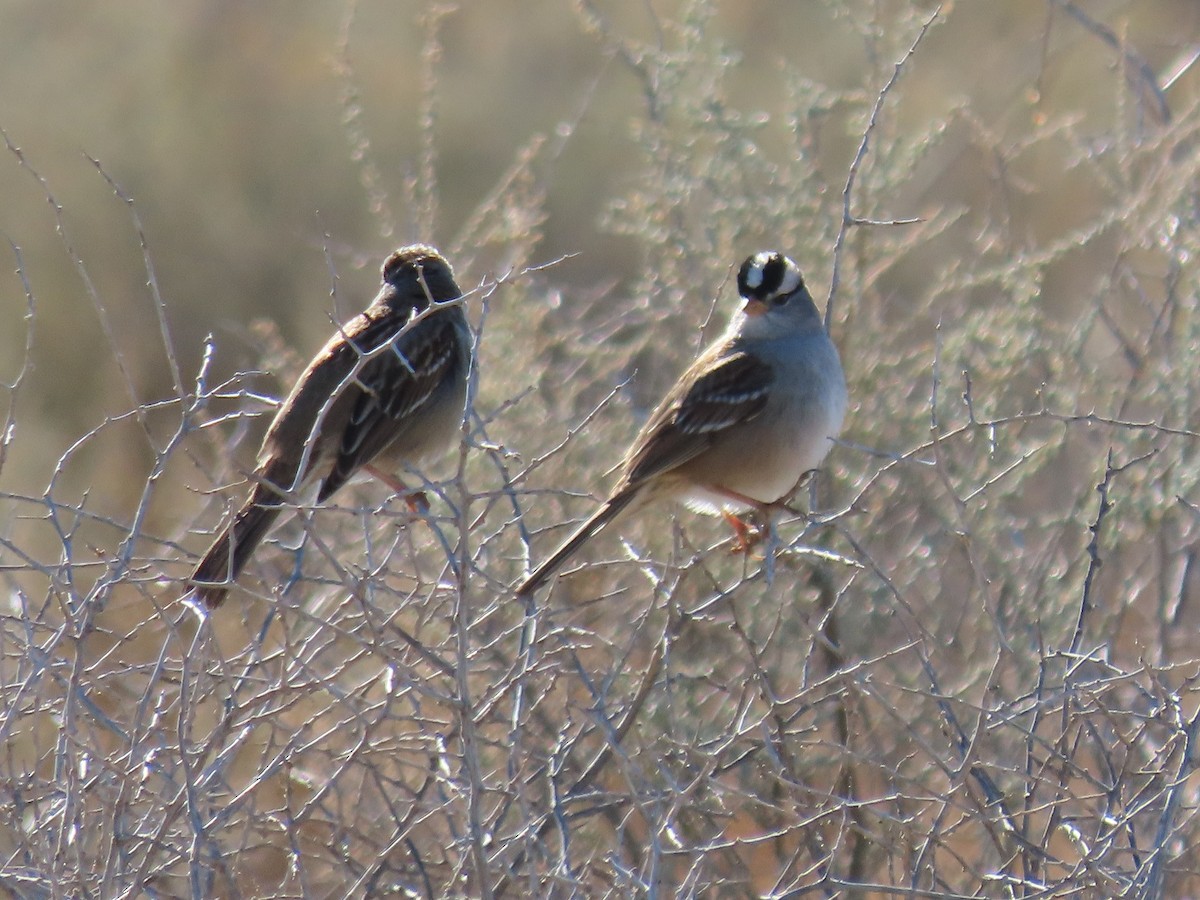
[771,291,789,306]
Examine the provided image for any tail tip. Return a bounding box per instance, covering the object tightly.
[181,580,227,612]
[515,565,554,598]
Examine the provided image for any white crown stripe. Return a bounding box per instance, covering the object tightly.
[777,260,802,297]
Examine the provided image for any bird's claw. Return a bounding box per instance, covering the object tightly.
[722,511,764,555]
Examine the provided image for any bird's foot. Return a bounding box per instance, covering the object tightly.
[404,490,431,515]
[723,511,764,555]
[365,465,430,516]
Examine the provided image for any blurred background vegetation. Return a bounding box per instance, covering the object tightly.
[3,0,1200,895]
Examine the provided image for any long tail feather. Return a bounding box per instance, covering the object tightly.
[516,490,638,597]
[189,487,283,608]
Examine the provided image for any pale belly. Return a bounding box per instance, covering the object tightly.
[674,385,845,514]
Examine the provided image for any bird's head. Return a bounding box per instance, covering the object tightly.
[381,244,461,313]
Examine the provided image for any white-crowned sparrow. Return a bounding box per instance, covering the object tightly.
[516,250,847,596]
[189,245,471,608]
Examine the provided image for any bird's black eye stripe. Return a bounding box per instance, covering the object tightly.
[737,250,793,301]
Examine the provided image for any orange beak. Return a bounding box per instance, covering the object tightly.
[743,297,769,317]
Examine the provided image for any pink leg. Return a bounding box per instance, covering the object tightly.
[705,485,802,554]
[364,465,430,513]
[721,510,761,554]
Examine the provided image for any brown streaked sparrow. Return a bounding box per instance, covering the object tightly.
[190,245,471,608]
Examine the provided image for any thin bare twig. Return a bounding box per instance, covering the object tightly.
[1070,447,1159,656]
[827,6,940,328]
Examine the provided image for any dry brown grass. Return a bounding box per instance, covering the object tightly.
[3,1,1200,896]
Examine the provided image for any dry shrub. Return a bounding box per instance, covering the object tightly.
[2,2,1200,897]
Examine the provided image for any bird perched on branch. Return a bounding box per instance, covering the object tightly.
[189,245,471,608]
[516,250,846,596]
